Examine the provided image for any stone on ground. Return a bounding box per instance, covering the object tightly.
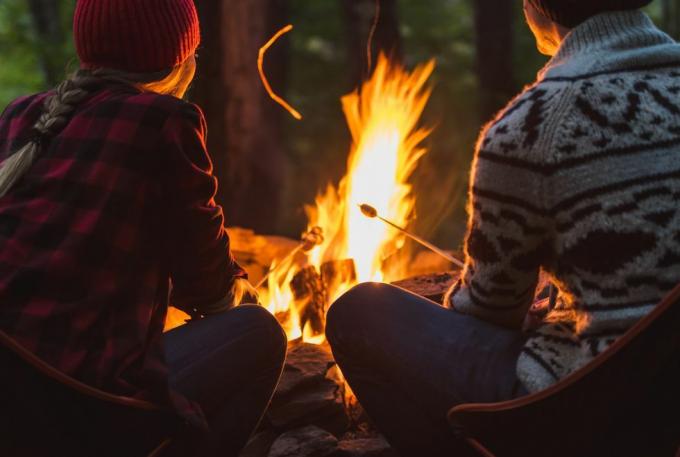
[268,426,338,457]
[333,436,397,457]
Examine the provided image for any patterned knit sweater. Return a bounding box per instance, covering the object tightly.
[447,11,680,392]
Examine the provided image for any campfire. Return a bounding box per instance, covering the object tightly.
[165,54,461,457]
[261,54,436,343]
[166,54,452,344]
[164,55,443,340]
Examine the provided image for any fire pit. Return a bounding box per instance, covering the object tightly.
[237,54,456,456]
[231,228,459,457]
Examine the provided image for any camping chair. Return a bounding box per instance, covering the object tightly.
[1,330,184,457]
[448,283,680,457]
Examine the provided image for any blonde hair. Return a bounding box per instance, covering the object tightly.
[0,62,191,198]
[138,61,194,97]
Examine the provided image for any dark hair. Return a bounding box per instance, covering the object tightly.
[528,0,654,28]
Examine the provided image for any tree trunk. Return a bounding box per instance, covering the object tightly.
[473,0,516,121]
[193,0,226,189]
[26,0,65,86]
[193,0,289,234]
[341,0,403,88]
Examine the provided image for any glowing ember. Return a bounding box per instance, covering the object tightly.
[262,54,435,342]
[258,24,303,120]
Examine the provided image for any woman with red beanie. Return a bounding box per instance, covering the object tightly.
[0,1,286,455]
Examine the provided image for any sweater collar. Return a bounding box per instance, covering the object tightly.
[549,10,672,64]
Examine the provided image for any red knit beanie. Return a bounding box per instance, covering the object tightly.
[74,0,201,73]
[528,0,653,28]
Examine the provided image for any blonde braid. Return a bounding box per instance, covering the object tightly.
[0,70,99,198]
[0,62,185,198]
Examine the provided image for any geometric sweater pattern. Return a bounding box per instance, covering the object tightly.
[447,11,680,392]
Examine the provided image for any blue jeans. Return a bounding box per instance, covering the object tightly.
[326,283,528,457]
[163,305,287,457]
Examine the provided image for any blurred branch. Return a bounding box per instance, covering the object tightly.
[341,0,402,87]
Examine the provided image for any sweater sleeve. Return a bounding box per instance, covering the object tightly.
[161,102,247,316]
[446,87,555,329]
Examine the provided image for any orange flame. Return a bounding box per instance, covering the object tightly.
[258,24,302,120]
[262,54,435,342]
[166,56,435,339]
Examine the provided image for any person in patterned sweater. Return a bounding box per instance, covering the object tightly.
[0,1,286,456]
[326,0,680,455]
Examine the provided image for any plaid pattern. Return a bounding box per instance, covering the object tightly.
[0,84,246,426]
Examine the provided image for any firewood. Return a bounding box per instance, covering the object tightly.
[320,259,357,293]
[290,266,326,335]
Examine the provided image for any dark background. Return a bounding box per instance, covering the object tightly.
[0,0,675,249]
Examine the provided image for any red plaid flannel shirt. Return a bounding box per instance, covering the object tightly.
[0,84,246,427]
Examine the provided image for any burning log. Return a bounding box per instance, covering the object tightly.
[228,227,301,285]
[255,227,324,290]
[320,259,357,296]
[290,259,357,337]
[291,266,327,335]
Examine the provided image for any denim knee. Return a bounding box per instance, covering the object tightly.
[326,281,387,346]
[237,304,287,361]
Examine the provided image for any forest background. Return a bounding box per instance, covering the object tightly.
[0,0,676,249]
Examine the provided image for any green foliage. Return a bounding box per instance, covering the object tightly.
[397,0,480,244]
[0,0,677,245]
[0,0,41,108]
[0,0,75,110]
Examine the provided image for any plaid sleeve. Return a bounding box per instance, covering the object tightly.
[0,94,41,158]
[161,102,246,315]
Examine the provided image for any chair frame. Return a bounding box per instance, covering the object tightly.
[1,330,179,457]
[448,283,680,457]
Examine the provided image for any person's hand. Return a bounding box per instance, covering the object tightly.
[231,278,260,305]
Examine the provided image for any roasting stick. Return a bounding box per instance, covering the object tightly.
[254,226,324,290]
[360,204,559,309]
[359,204,465,269]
